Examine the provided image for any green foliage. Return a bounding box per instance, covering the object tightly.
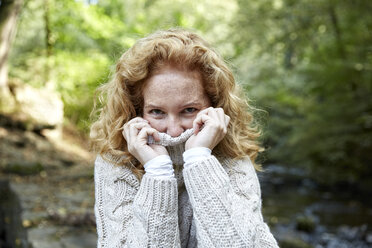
[7,0,372,186]
[9,0,115,132]
[233,0,372,186]
[54,51,110,131]
[9,0,236,133]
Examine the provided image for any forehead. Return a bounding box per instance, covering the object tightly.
[143,66,208,106]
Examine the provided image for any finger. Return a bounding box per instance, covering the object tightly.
[129,122,149,138]
[123,120,150,141]
[122,122,133,141]
[151,130,160,141]
[193,107,212,134]
[207,107,221,122]
[213,108,229,132]
[138,127,160,144]
[203,107,224,127]
[122,126,133,143]
[224,114,230,127]
[137,127,159,141]
[215,108,230,132]
[122,128,128,141]
[193,113,212,134]
[131,122,160,141]
[123,117,147,133]
[126,117,148,127]
[196,107,213,118]
[208,109,227,134]
[216,108,225,123]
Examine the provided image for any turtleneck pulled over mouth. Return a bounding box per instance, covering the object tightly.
[147,128,194,166]
[147,128,194,147]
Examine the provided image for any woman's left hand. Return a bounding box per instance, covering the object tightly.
[185,107,230,151]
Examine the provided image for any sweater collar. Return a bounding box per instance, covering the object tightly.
[148,129,194,166]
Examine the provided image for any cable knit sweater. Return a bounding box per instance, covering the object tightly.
[94,130,279,248]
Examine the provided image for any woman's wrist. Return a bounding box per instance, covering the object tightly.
[183,147,212,169]
[143,155,174,178]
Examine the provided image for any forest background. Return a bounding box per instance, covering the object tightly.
[0,0,372,247]
[3,0,370,188]
[1,0,372,246]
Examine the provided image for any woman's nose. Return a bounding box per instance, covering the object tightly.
[166,117,184,137]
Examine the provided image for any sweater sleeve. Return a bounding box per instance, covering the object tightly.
[182,155,279,248]
[94,155,181,248]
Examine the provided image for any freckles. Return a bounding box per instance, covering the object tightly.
[148,119,166,132]
[182,117,195,129]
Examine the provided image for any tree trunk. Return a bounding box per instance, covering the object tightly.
[328,5,345,59]
[0,0,24,88]
[44,0,52,85]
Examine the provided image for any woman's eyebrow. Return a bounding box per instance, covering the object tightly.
[144,104,161,109]
[182,101,202,107]
[144,101,202,109]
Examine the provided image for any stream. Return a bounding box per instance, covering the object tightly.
[259,164,372,247]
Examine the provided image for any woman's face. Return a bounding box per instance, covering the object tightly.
[142,65,211,137]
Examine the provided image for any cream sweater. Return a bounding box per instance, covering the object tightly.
[94,131,279,247]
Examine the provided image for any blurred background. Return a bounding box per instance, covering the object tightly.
[0,0,371,247]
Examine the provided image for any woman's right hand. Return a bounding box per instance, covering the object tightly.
[122,117,168,165]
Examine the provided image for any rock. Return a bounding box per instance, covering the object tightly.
[11,82,64,129]
[337,225,359,241]
[337,225,370,242]
[28,226,65,248]
[2,162,44,176]
[0,86,17,113]
[59,230,97,248]
[326,239,350,248]
[28,226,96,248]
[366,232,372,243]
[0,82,63,134]
[0,179,30,247]
[0,115,96,248]
[280,237,313,248]
[0,81,64,138]
[47,211,95,227]
[296,215,316,233]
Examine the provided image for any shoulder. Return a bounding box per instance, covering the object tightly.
[217,155,262,196]
[217,155,257,176]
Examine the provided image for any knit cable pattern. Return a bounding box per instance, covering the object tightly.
[94,130,279,247]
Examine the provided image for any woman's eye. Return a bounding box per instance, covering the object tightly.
[149,109,164,115]
[183,108,197,114]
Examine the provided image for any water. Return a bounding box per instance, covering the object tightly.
[259,164,372,247]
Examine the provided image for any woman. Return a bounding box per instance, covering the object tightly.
[90,28,279,247]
